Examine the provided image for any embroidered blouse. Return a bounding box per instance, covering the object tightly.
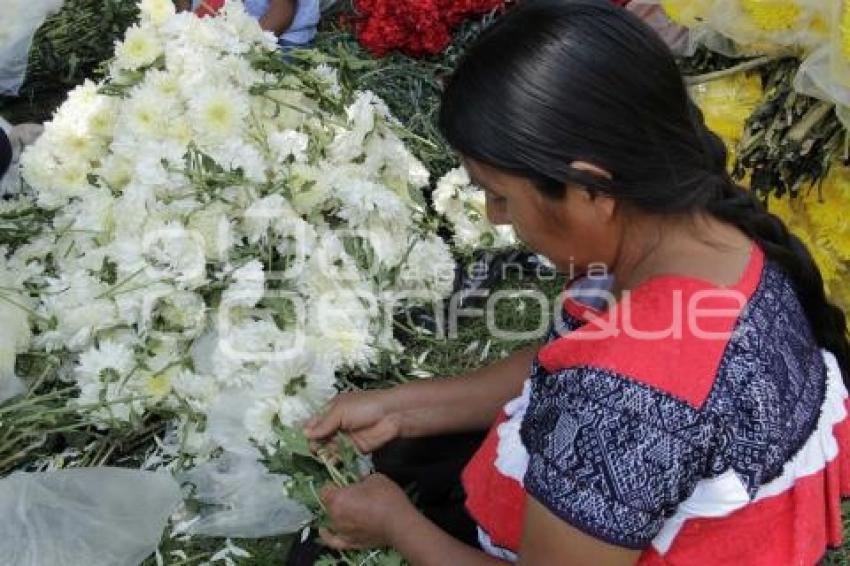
[462,244,850,564]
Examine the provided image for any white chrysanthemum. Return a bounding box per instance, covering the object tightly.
[20,143,58,197]
[71,186,115,235]
[334,179,410,227]
[277,395,312,427]
[190,85,249,143]
[140,0,175,26]
[0,254,32,389]
[171,369,220,413]
[307,293,376,369]
[222,260,266,309]
[399,234,456,296]
[268,129,309,163]
[75,340,136,384]
[121,85,171,139]
[96,154,133,191]
[141,289,207,340]
[205,139,266,182]
[242,194,299,243]
[312,64,342,97]
[188,202,233,261]
[299,232,364,294]
[361,222,408,267]
[36,271,120,351]
[142,221,207,289]
[434,167,517,251]
[114,24,163,71]
[52,80,119,140]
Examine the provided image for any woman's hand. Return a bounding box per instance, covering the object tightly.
[318,473,415,550]
[304,390,403,453]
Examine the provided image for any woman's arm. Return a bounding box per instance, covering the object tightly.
[319,474,510,566]
[518,498,640,566]
[391,343,537,437]
[259,0,297,35]
[306,344,537,451]
[388,498,640,566]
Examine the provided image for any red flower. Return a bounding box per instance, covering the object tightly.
[351,0,506,57]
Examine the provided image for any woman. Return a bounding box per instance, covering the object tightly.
[304,0,850,563]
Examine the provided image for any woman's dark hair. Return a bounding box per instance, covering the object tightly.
[439,0,850,381]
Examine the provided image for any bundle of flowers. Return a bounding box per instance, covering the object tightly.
[433,166,516,252]
[348,0,506,57]
[7,0,455,463]
[643,0,850,199]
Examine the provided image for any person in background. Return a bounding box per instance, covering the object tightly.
[175,0,320,49]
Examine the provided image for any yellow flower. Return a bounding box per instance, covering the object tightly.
[803,166,850,262]
[841,0,850,60]
[740,0,802,32]
[690,73,763,160]
[661,0,714,26]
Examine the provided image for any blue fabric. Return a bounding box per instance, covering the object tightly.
[519,261,827,548]
[244,0,320,46]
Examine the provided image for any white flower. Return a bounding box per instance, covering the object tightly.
[188,203,233,261]
[114,24,163,71]
[312,64,342,97]
[268,129,309,163]
[222,260,266,309]
[399,234,456,296]
[71,186,115,235]
[205,139,266,182]
[142,221,207,289]
[142,289,207,340]
[434,167,517,251]
[241,194,300,243]
[334,179,410,227]
[75,340,136,384]
[140,0,175,26]
[190,85,249,143]
[0,256,32,385]
[13,3,459,468]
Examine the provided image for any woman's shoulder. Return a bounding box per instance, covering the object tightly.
[533,252,829,490]
[538,245,815,409]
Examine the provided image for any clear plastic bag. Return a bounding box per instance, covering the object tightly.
[828,0,850,90]
[795,46,850,129]
[0,467,181,566]
[709,0,819,52]
[176,451,311,538]
[0,0,65,95]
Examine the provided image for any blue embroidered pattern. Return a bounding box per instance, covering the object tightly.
[520,262,827,548]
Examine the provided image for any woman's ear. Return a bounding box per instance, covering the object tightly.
[570,160,616,222]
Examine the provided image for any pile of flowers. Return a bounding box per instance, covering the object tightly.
[433,166,516,252]
[5,0,455,462]
[348,0,506,57]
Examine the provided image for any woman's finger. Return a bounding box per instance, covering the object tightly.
[304,406,342,440]
[349,420,394,453]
